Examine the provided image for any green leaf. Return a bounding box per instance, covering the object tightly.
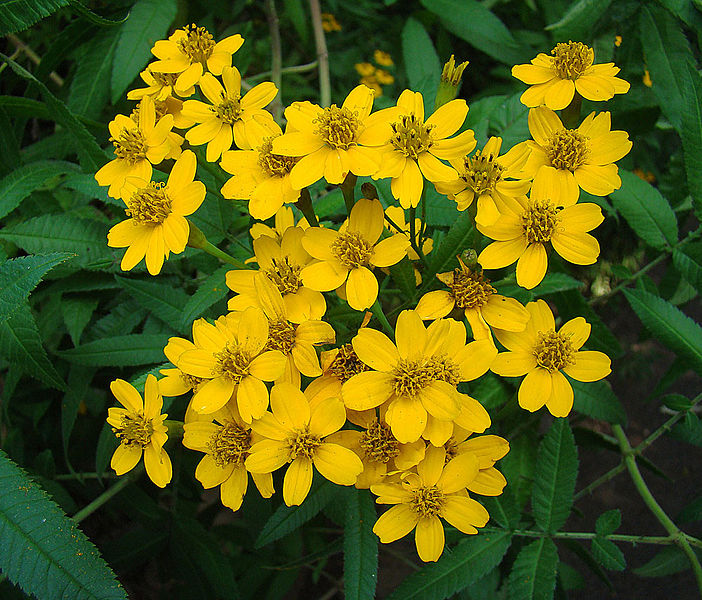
[385,531,511,600]
[0,160,81,219]
[673,243,702,293]
[484,487,520,529]
[669,412,702,446]
[389,257,418,299]
[680,64,702,220]
[343,490,378,600]
[111,0,177,103]
[531,273,584,297]
[500,430,537,510]
[634,545,702,577]
[545,0,613,39]
[0,253,73,322]
[0,53,106,171]
[469,372,511,410]
[61,296,99,345]
[179,265,230,330]
[67,0,128,26]
[0,303,66,390]
[610,171,678,250]
[595,509,621,536]
[507,538,559,600]
[0,95,51,119]
[591,537,625,571]
[68,27,119,119]
[488,93,529,151]
[532,418,578,532]
[0,449,127,599]
[57,333,169,366]
[0,0,69,35]
[419,0,525,65]
[116,276,189,333]
[678,495,702,524]
[255,478,340,548]
[61,365,94,471]
[623,288,702,374]
[430,210,474,274]
[572,380,626,425]
[402,17,440,113]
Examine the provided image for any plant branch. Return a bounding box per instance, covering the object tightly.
[7,33,64,86]
[264,0,283,122]
[308,0,331,107]
[72,471,136,523]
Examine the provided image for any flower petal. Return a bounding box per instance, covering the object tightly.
[352,328,400,371]
[283,457,313,505]
[373,504,419,543]
[518,367,551,412]
[313,443,363,485]
[415,515,445,562]
[563,351,611,382]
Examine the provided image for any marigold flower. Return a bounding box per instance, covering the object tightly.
[126,68,194,101]
[245,383,363,506]
[415,256,529,340]
[370,90,476,209]
[249,205,313,241]
[107,375,171,487]
[521,107,632,206]
[129,98,189,160]
[321,13,342,32]
[374,50,393,66]
[301,198,410,311]
[477,177,605,289]
[182,67,278,161]
[444,430,509,497]
[150,24,244,94]
[435,136,531,226]
[512,41,630,110]
[107,150,205,275]
[95,96,174,198]
[183,399,274,511]
[491,299,611,417]
[355,62,375,77]
[371,445,488,562]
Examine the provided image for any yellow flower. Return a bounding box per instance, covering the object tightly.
[245,383,363,506]
[150,24,244,94]
[321,13,342,32]
[126,68,194,101]
[95,96,174,198]
[107,150,205,275]
[301,198,410,310]
[227,227,325,323]
[220,119,300,219]
[522,107,632,206]
[415,256,529,340]
[477,176,605,289]
[444,430,509,497]
[355,62,375,77]
[371,445,488,562]
[249,205,313,241]
[374,50,393,67]
[182,67,278,161]
[491,299,611,417]
[169,308,287,421]
[435,136,531,226]
[512,41,630,110]
[107,375,171,487]
[128,98,187,162]
[159,335,205,397]
[272,85,397,188]
[375,69,395,85]
[643,69,653,87]
[341,310,495,443]
[183,399,274,511]
[371,90,476,209]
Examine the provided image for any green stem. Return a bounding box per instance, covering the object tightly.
[482,526,691,546]
[613,424,702,594]
[371,300,393,336]
[72,472,135,523]
[202,242,247,268]
[340,173,357,215]
[408,206,426,264]
[308,0,331,107]
[56,472,116,481]
[264,0,283,122]
[246,60,318,83]
[296,187,319,227]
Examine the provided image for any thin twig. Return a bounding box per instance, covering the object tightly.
[247,61,319,83]
[6,33,64,86]
[308,0,331,107]
[264,0,283,122]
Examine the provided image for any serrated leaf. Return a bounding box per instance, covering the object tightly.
[591,537,626,571]
[344,490,378,600]
[469,372,511,410]
[635,545,702,577]
[0,303,66,390]
[116,276,188,333]
[66,0,128,26]
[662,393,692,411]
[386,531,511,600]
[531,273,584,297]
[484,487,520,529]
[572,380,626,425]
[500,430,537,510]
[255,478,340,548]
[595,509,621,536]
[430,210,474,274]
[62,296,99,345]
[610,171,678,250]
[0,449,127,599]
[419,0,525,65]
[0,253,73,322]
[0,0,69,35]
[389,256,418,299]
[508,538,558,600]
[623,288,702,374]
[0,95,50,119]
[669,412,702,446]
[0,159,81,219]
[61,365,94,473]
[179,265,230,329]
[680,64,702,220]
[111,0,177,103]
[546,0,613,39]
[402,17,440,113]
[488,93,529,151]
[673,244,702,293]
[532,418,578,532]
[57,333,169,366]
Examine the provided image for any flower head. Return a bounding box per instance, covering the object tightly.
[107,375,171,487]
[512,41,630,110]
[127,68,194,101]
[491,299,611,416]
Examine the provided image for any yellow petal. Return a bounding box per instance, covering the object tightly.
[111,443,142,476]
[348,198,385,244]
[516,243,547,289]
[438,452,479,493]
[588,131,632,165]
[283,457,314,506]
[558,317,591,350]
[249,411,288,440]
[342,371,394,410]
[440,496,488,534]
[345,266,379,311]
[454,339,498,380]
[395,310,427,360]
[558,202,604,232]
[415,515,445,562]
[551,230,600,265]
[478,238,528,270]
[385,396,427,443]
[391,159,423,209]
[313,442,363,485]
[191,376,235,414]
[425,99,468,138]
[415,290,455,320]
[491,351,536,377]
[245,439,290,473]
[370,234,410,268]
[528,106,563,146]
[352,328,399,371]
[526,299,556,334]
[237,306,269,356]
[518,367,551,412]
[373,504,419,543]
[195,454,232,488]
[143,374,163,418]
[420,381,460,421]
[110,379,143,413]
[459,434,510,468]
[573,163,620,196]
[309,396,346,437]
[144,444,172,488]
[220,466,248,511]
[546,370,574,417]
[271,383,310,429]
[422,415,453,447]
[512,63,555,85]
[482,295,530,332]
[249,350,288,381]
[563,351,611,382]
[192,318,228,353]
[237,375,270,422]
[301,259,348,291]
[543,78,575,110]
[467,467,507,496]
[454,394,491,433]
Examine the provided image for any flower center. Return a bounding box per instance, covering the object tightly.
[533,330,575,372]
[424,356,461,386]
[265,319,297,354]
[207,421,252,467]
[287,427,321,460]
[214,94,242,125]
[265,258,302,295]
[389,114,434,159]
[177,24,216,64]
[213,343,251,383]
[113,413,154,448]
[258,136,298,176]
[460,150,504,194]
[445,265,496,309]
[130,101,169,125]
[313,105,360,149]
[392,359,438,397]
[112,127,148,164]
[151,71,179,88]
[125,182,173,225]
[522,198,559,244]
[410,485,444,517]
[181,372,204,391]
[359,421,400,463]
[551,41,593,80]
[327,343,369,383]
[545,129,589,171]
[331,231,373,268]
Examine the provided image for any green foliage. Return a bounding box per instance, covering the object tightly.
[572,380,627,425]
[343,489,378,600]
[402,17,440,113]
[545,0,613,40]
[507,538,559,600]
[116,275,190,333]
[0,0,69,35]
[57,333,170,366]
